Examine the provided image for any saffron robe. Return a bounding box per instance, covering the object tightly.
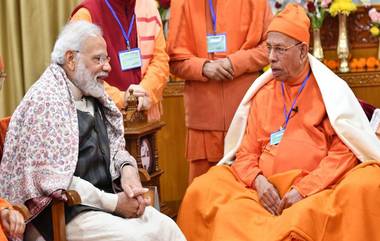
[177,56,380,240]
[178,163,380,241]
[167,0,273,179]
[231,65,357,196]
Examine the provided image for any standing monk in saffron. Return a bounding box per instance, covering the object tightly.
[71,0,169,121]
[167,0,273,182]
[177,4,380,241]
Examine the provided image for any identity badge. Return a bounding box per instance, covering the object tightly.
[118,48,142,71]
[270,129,285,145]
[207,33,227,53]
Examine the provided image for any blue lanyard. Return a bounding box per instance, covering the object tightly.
[208,0,217,33]
[280,70,311,129]
[105,0,135,49]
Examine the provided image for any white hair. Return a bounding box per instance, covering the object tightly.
[51,21,102,64]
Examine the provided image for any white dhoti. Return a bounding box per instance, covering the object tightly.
[25,177,186,241]
[25,207,186,241]
[66,207,186,241]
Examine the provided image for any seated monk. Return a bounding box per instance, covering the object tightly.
[0,22,185,241]
[177,4,380,241]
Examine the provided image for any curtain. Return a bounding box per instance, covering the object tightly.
[0,0,80,117]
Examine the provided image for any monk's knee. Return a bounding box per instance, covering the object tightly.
[337,165,380,201]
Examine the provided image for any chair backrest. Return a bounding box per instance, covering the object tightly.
[0,116,11,161]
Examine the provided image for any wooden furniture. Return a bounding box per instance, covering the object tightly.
[51,191,81,241]
[122,90,178,217]
[156,81,188,210]
[311,6,380,107]
[318,6,379,53]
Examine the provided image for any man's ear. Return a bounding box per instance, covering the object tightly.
[299,43,309,62]
[64,51,76,71]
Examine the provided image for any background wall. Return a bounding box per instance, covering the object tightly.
[0,0,80,117]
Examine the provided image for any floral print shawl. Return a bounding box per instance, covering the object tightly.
[0,64,135,219]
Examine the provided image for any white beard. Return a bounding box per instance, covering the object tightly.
[73,59,107,98]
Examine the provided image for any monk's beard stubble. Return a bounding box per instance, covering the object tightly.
[73,58,108,98]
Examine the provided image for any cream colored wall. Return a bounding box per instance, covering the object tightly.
[0,0,80,117]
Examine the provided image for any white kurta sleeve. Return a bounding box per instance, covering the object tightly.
[68,176,118,212]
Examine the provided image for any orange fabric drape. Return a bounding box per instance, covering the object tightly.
[231,67,357,196]
[178,163,380,241]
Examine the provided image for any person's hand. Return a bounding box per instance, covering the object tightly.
[125,84,152,111]
[202,60,234,81]
[0,208,25,239]
[120,165,147,198]
[115,192,140,218]
[214,58,234,78]
[277,188,303,214]
[254,174,281,215]
[135,194,151,217]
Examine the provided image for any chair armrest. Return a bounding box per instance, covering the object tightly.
[51,190,81,241]
[64,190,81,206]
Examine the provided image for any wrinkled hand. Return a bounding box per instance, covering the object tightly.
[125,84,152,111]
[202,59,234,81]
[277,188,303,215]
[254,174,281,215]
[0,208,25,239]
[214,58,234,78]
[121,165,147,198]
[115,192,139,218]
[120,166,150,216]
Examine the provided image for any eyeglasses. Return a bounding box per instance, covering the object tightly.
[72,50,111,65]
[93,55,111,65]
[266,42,302,55]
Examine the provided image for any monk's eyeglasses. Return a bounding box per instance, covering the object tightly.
[72,50,111,65]
[266,42,302,55]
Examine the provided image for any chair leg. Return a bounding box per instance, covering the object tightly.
[51,200,66,241]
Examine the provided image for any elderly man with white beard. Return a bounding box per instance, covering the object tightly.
[0,21,186,241]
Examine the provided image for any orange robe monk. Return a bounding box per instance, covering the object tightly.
[167,0,273,182]
[231,65,357,196]
[177,4,380,241]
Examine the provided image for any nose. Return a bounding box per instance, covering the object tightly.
[103,61,112,72]
[268,48,277,64]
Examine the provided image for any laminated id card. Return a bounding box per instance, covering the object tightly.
[207,33,227,53]
[118,48,142,71]
[270,129,285,145]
